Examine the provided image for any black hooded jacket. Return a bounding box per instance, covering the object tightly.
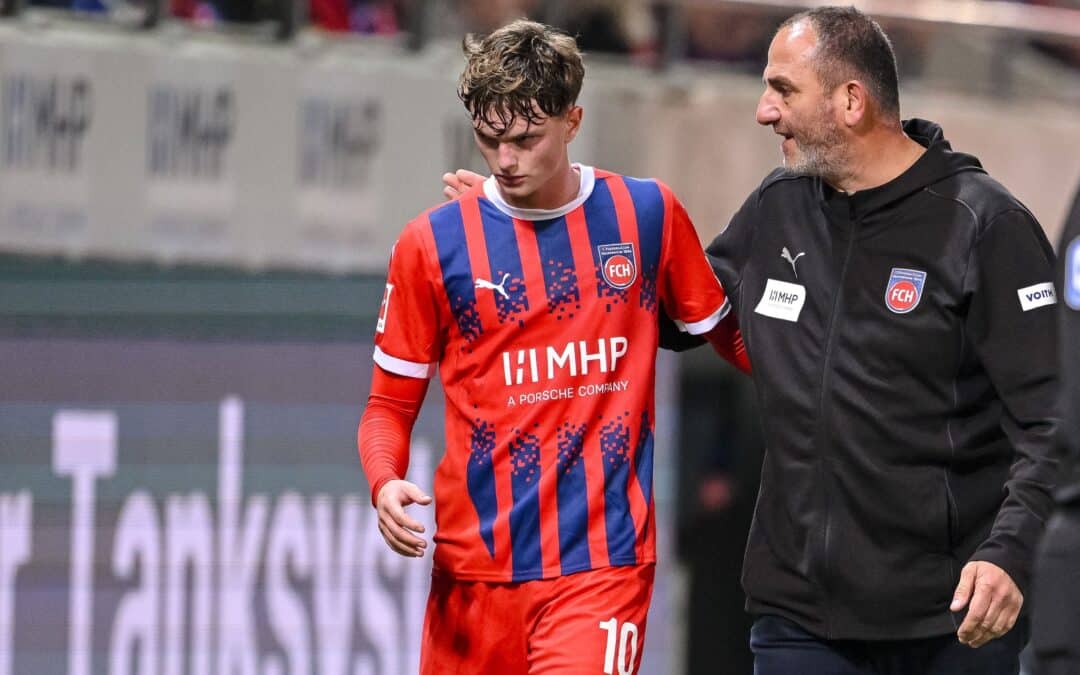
[706,119,1060,640]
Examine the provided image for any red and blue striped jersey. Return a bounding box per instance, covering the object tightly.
[374,165,728,582]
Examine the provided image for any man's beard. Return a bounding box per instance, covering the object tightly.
[782,104,850,184]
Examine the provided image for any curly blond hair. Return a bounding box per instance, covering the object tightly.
[458,19,585,134]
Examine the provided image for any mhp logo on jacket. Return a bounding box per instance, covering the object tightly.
[885,268,927,314]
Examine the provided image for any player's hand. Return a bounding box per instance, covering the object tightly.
[951,560,1023,648]
[375,479,433,558]
[442,169,484,200]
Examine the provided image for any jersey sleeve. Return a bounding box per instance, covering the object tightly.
[373,222,444,378]
[657,187,730,335]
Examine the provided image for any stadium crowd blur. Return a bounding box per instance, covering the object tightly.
[19,0,1080,71]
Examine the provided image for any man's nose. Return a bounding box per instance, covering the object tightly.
[757,93,780,126]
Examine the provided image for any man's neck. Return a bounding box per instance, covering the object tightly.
[830,128,926,194]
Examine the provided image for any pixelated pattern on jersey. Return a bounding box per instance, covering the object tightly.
[634,411,654,507]
[467,419,498,558]
[634,411,655,539]
[584,179,631,309]
[600,414,636,565]
[624,178,663,314]
[479,200,530,327]
[556,422,590,574]
[509,429,542,580]
[492,274,529,326]
[534,217,582,321]
[429,202,483,343]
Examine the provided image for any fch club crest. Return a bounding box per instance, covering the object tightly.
[598,243,637,290]
[885,268,927,314]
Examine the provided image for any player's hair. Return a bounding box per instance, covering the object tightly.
[458,19,585,133]
[780,6,901,119]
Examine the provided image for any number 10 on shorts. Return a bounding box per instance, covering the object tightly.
[599,618,639,675]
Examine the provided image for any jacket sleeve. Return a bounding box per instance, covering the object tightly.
[705,187,759,301]
[965,208,1061,595]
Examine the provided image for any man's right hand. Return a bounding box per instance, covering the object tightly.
[375,479,433,557]
[442,169,484,200]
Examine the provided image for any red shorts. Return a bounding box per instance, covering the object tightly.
[420,564,655,674]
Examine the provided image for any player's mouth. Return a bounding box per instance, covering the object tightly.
[497,175,525,188]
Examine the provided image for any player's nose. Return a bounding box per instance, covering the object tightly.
[497,144,517,171]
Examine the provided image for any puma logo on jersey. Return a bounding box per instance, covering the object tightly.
[780,247,806,279]
[475,273,511,300]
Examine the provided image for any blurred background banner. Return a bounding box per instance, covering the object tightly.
[144,52,239,265]
[294,66,383,271]
[0,337,438,675]
[0,38,95,258]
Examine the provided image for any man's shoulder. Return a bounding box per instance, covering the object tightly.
[759,167,802,190]
[756,167,811,202]
[929,170,1037,233]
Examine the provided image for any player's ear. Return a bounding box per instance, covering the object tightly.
[564,106,583,143]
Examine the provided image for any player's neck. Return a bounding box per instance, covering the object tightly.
[501,163,581,211]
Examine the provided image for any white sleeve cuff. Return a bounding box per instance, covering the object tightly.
[373,346,437,379]
[673,300,731,335]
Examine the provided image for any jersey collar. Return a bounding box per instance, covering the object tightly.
[483,164,596,220]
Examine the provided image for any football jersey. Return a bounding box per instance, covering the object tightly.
[375,165,728,582]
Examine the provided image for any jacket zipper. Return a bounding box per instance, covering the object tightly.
[814,211,858,638]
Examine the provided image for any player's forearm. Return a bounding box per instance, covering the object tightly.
[704,311,751,375]
[358,366,429,506]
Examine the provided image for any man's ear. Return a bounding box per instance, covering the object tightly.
[840,81,867,128]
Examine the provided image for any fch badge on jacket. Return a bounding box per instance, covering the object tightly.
[885,268,927,314]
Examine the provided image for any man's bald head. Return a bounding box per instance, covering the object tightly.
[778,6,901,120]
